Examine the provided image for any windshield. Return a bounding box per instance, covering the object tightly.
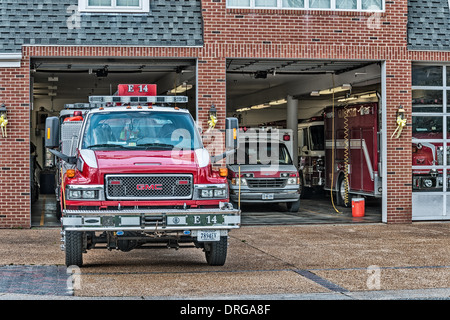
[310,125,324,151]
[232,142,293,165]
[81,111,202,151]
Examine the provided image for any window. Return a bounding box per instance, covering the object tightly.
[78,0,150,13]
[227,0,383,11]
[81,111,201,151]
[232,142,293,165]
[411,64,450,220]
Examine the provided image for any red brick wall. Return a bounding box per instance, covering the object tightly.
[200,0,412,223]
[0,57,31,228]
[0,0,448,227]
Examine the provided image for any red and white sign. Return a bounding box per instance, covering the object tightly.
[118,84,157,96]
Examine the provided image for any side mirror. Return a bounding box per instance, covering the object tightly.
[225,117,239,151]
[45,117,60,149]
[45,116,76,164]
[210,117,239,163]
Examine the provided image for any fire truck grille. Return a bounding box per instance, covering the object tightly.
[105,174,193,200]
[247,178,286,188]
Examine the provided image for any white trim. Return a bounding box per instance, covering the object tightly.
[78,0,150,13]
[0,53,22,68]
[381,60,387,223]
[226,0,384,12]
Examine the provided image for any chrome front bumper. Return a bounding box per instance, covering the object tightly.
[61,207,241,232]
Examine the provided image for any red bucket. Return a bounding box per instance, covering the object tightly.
[352,198,365,217]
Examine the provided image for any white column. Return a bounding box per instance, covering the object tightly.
[286,95,298,167]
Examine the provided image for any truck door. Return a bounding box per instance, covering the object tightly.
[349,127,375,193]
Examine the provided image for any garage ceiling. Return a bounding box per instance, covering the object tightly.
[32,58,196,101]
[31,57,380,118]
[226,59,381,115]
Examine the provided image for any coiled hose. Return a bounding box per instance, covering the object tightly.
[330,74,341,214]
[343,103,350,207]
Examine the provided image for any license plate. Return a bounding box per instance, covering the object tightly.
[262,193,274,200]
[198,230,220,242]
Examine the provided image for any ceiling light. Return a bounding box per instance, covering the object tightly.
[251,103,270,110]
[269,99,287,105]
[337,96,357,102]
[169,83,193,94]
[318,84,351,95]
[310,91,320,96]
[236,107,251,112]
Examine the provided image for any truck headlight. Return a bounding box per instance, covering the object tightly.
[68,190,82,199]
[287,177,299,185]
[82,190,97,199]
[231,178,247,186]
[213,189,227,197]
[66,185,104,201]
[195,184,228,199]
[201,189,214,198]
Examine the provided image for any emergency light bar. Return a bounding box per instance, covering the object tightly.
[64,103,91,109]
[88,95,188,104]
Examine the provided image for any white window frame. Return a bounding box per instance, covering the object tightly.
[226,0,384,12]
[78,0,150,13]
[411,63,450,220]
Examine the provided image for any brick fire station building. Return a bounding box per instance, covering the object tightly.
[0,0,448,228]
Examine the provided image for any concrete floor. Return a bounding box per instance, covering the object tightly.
[0,223,449,299]
[31,192,382,227]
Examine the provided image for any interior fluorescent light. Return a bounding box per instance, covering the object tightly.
[310,91,320,96]
[269,99,287,105]
[337,96,357,102]
[168,84,193,94]
[236,107,251,112]
[318,84,351,95]
[251,104,270,110]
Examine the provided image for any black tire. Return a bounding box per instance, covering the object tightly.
[205,236,228,266]
[298,171,312,199]
[286,198,301,212]
[336,175,350,207]
[65,231,83,267]
[55,201,62,221]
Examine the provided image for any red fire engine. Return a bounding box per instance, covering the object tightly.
[323,102,440,207]
[45,84,240,266]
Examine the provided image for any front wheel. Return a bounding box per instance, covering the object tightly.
[286,198,300,212]
[65,231,84,267]
[204,237,228,266]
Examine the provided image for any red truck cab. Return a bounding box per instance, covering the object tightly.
[46,85,240,267]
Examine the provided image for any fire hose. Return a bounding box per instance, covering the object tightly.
[343,103,350,207]
[330,74,342,214]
